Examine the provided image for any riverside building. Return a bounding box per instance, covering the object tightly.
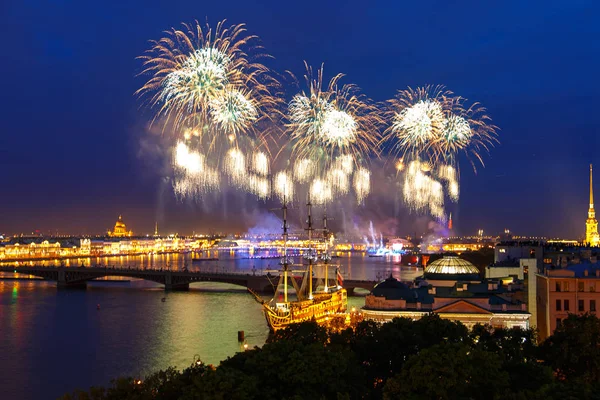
[362,255,529,329]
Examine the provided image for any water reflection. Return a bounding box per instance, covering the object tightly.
[1,251,422,282]
[0,252,423,399]
[0,280,270,400]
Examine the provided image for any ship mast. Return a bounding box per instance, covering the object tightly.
[282,198,289,303]
[305,195,314,300]
[322,210,329,293]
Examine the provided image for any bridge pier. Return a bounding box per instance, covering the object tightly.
[164,283,189,291]
[164,272,189,291]
[345,287,355,296]
[246,276,275,294]
[57,281,87,290]
[57,269,87,289]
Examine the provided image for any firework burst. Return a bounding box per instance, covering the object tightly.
[172,142,220,197]
[224,148,248,188]
[287,63,380,172]
[353,167,371,203]
[293,158,316,183]
[248,174,270,200]
[383,85,498,218]
[251,151,270,176]
[327,168,350,195]
[137,20,282,150]
[382,85,453,161]
[438,100,499,169]
[274,171,294,202]
[403,160,445,219]
[310,178,333,205]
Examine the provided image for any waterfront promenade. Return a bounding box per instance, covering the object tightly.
[0,265,377,294]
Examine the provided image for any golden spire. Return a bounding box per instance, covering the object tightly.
[586,164,599,246]
[590,164,594,209]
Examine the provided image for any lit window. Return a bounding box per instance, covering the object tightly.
[579,282,585,292]
[499,249,506,253]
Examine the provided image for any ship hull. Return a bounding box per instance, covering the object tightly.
[262,289,348,332]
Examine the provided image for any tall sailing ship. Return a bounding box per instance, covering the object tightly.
[249,201,348,331]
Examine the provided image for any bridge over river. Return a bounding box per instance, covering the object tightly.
[0,265,377,295]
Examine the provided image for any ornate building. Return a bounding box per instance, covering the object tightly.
[362,256,529,329]
[586,164,599,246]
[108,215,133,237]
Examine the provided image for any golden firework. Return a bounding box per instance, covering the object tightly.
[137,20,282,150]
[287,63,381,173]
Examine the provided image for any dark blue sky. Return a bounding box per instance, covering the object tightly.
[1,0,599,238]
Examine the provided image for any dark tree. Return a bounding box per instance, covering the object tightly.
[540,313,600,384]
[384,343,509,400]
[470,324,553,392]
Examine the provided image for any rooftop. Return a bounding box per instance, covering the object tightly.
[425,256,480,275]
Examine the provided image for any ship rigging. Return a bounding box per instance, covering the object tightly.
[249,198,348,331]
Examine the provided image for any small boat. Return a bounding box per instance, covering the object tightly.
[192,257,219,262]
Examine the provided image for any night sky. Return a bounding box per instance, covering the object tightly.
[1,0,599,238]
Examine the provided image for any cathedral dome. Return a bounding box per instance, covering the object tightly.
[115,215,126,229]
[109,215,132,237]
[425,256,479,276]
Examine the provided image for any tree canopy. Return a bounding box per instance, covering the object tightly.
[62,314,600,400]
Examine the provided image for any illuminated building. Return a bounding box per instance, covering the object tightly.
[424,236,497,254]
[107,215,133,237]
[586,164,599,246]
[362,256,529,329]
[0,240,62,259]
[495,240,543,268]
[0,236,211,261]
[534,260,600,340]
[485,259,533,281]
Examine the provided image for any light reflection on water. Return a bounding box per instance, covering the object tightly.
[2,251,421,282]
[0,253,419,400]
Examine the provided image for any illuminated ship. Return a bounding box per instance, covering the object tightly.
[249,201,348,332]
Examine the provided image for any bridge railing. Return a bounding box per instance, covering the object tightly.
[1,265,274,277]
[1,265,377,284]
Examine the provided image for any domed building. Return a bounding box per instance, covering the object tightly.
[362,255,530,329]
[364,274,433,314]
[108,215,133,237]
[422,256,481,287]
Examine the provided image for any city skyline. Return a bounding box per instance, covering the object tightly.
[1,1,599,238]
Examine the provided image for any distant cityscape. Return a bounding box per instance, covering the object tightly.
[2,166,600,343]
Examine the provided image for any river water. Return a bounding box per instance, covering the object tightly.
[0,252,421,399]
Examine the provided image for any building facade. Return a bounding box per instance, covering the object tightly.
[534,262,600,340]
[362,256,529,329]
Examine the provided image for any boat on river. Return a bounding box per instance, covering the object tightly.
[249,201,347,332]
